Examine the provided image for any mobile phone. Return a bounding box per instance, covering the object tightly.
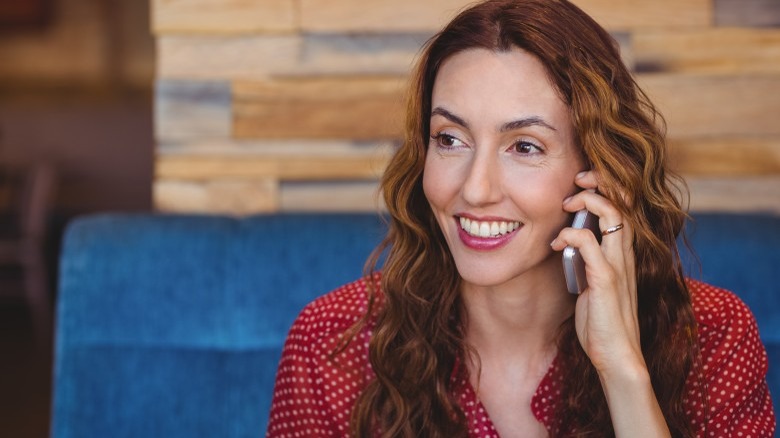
[562,209,601,294]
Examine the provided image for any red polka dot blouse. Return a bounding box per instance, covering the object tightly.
[266,277,775,437]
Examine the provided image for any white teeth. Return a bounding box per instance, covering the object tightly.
[459,217,521,237]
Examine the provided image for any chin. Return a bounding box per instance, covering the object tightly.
[452,251,562,290]
[453,261,521,289]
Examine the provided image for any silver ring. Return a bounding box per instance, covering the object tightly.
[601,223,624,236]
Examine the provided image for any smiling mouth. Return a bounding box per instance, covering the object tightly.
[458,216,522,238]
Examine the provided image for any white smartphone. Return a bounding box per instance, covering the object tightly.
[562,209,601,294]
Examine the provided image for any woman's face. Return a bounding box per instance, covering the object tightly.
[423,47,586,290]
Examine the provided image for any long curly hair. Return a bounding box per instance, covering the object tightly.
[351,0,699,436]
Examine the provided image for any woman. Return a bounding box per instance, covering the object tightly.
[266,0,775,436]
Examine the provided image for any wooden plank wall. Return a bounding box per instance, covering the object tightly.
[152,0,780,214]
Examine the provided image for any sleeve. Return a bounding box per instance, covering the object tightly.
[265,304,341,438]
[696,291,776,437]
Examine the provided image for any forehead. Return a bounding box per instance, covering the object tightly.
[431,47,568,122]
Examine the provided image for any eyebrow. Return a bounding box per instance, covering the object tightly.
[500,116,557,133]
[431,107,469,129]
[430,106,557,133]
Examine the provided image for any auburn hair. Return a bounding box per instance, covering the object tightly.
[351,0,699,436]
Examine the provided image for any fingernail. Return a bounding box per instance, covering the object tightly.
[563,196,572,204]
[550,238,558,247]
[576,171,587,179]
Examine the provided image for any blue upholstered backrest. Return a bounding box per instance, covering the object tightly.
[51,212,779,437]
[52,214,386,437]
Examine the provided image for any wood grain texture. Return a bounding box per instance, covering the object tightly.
[715,0,780,27]
[151,0,297,34]
[157,35,300,79]
[639,74,780,139]
[155,79,232,141]
[294,33,428,75]
[669,138,780,176]
[634,29,780,74]
[233,77,407,139]
[157,139,396,156]
[299,0,710,32]
[155,153,390,180]
[685,176,780,213]
[154,178,279,214]
[299,0,470,33]
[280,181,383,212]
[572,0,711,31]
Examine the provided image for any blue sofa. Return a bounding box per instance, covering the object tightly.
[51,212,779,437]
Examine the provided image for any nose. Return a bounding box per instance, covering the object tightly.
[462,151,503,206]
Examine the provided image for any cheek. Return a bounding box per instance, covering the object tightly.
[422,156,451,211]
[508,169,578,215]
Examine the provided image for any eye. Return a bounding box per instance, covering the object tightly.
[431,132,466,149]
[512,140,542,155]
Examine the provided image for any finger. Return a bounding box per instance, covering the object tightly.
[557,225,639,338]
[574,170,599,190]
[575,170,634,211]
[553,226,617,292]
[563,192,624,246]
[560,193,633,302]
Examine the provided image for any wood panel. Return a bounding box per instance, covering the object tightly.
[157,139,395,156]
[299,0,710,32]
[151,0,297,34]
[572,0,711,31]
[155,79,232,141]
[280,181,383,212]
[639,74,780,139]
[685,177,780,213]
[295,33,428,76]
[715,0,780,27]
[157,36,300,79]
[634,29,780,74]
[155,153,390,181]
[299,0,470,33]
[154,178,279,214]
[233,77,407,139]
[669,138,780,176]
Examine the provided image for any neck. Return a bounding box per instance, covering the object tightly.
[461,259,575,362]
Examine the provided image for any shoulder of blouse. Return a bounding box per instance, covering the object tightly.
[288,273,383,348]
[684,279,775,435]
[686,278,760,337]
[685,277,769,385]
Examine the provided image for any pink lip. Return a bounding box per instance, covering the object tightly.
[454,216,521,251]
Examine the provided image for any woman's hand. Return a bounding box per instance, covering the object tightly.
[551,170,670,437]
[551,170,643,376]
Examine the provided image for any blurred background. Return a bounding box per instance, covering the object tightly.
[1,0,152,436]
[1,0,779,435]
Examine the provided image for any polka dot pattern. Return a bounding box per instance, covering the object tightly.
[683,279,776,437]
[266,277,775,437]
